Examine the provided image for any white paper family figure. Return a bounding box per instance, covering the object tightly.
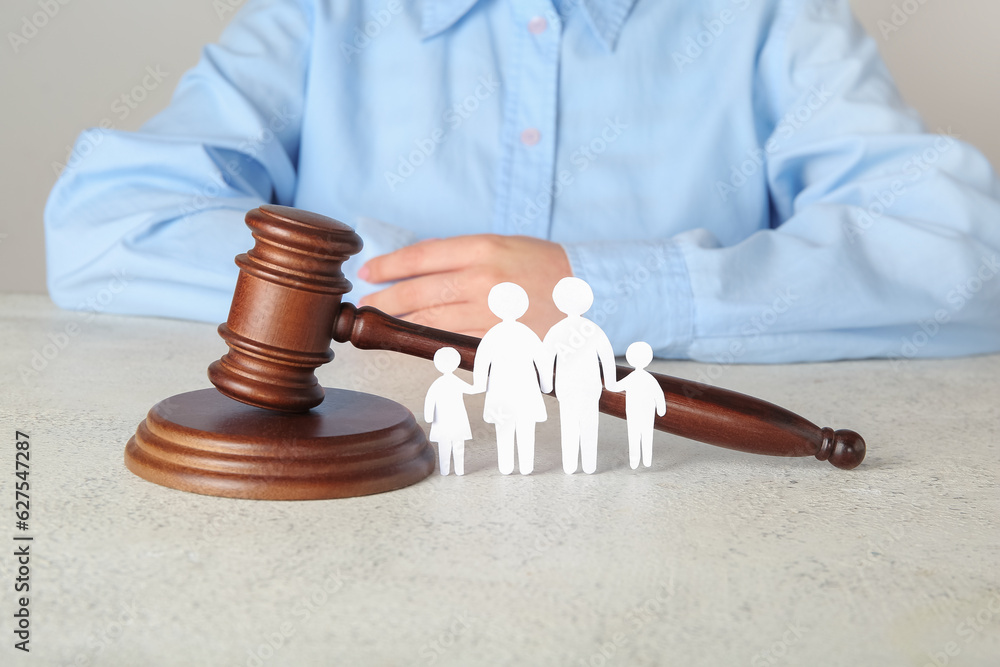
[423,279,669,477]
[614,341,667,469]
[540,277,619,475]
[424,347,477,475]
[471,282,551,475]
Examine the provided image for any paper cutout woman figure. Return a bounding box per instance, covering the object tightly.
[541,277,618,475]
[472,283,551,475]
[424,347,477,475]
[615,341,667,469]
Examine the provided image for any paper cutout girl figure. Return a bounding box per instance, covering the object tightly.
[424,347,477,475]
[614,341,667,469]
[541,277,618,475]
[472,283,551,475]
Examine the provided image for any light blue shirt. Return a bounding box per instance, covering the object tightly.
[44,0,1000,363]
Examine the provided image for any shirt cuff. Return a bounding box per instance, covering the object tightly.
[561,239,694,358]
[341,216,419,301]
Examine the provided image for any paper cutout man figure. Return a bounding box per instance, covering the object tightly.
[615,341,667,469]
[424,347,477,475]
[541,277,618,475]
[472,283,551,475]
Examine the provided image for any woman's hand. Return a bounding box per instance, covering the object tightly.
[358,234,573,337]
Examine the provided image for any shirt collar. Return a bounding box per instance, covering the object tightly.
[420,0,639,51]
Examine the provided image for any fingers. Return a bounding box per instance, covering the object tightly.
[358,270,498,335]
[406,302,497,337]
[360,236,500,284]
[359,272,468,316]
[358,233,570,337]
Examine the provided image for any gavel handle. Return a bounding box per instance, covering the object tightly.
[332,303,865,470]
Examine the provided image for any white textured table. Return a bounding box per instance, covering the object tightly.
[1,294,998,666]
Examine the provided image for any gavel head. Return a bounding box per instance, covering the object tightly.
[207,205,362,412]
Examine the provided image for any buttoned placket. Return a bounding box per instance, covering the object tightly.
[492,1,562,239]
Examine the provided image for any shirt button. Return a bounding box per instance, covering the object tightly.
[527,16,548,34]
[520,128,541,146]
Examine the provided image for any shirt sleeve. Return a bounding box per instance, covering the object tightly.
[565,0,1000,363]
[43,0,313,322]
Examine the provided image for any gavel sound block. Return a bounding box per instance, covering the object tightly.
[125,205,865,500]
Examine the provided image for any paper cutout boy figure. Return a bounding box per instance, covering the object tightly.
[614,341,667,469]
[541,277,618,475]
[472,283,551,475]
[424,347,477,476]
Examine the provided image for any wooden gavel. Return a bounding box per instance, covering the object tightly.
[208,205,865,470]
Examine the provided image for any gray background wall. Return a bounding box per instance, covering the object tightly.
[1,0,997,294]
